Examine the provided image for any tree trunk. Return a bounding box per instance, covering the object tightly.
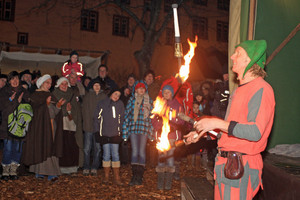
[134,35,156,79]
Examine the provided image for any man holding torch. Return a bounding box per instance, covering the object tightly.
[185,40,275,200]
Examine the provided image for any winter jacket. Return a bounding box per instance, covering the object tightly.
[0,85,30,139]
[151,98,185,141]
[87,76,118,93]
[122,80,154,140]
[61,61,84,78]
[94,97,125,137]
[82,90,106,133]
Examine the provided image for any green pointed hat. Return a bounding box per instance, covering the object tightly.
[236,40,267,77]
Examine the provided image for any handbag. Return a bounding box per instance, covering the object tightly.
[224,151,244,179]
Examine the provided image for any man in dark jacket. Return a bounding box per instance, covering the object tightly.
[87,64,118,94]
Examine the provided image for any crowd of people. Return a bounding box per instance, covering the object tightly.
[0,50,225,188]
[0,39,274,199]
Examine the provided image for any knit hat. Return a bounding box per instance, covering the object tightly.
[236,40,267,77]
[55,77,71,88]
[0,74,8,79]
[109,87,122,97]
[8,71,19,82]
[36,74,51,89]
[19,69,32,79]
[135,82,146,91]
[162,85,174,97]
[70,50,79,58]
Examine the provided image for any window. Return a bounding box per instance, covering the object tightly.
[192,17,208,40]
[0,0,15,21]
[17,32,28,45]
[165,28,174,45]
[112,15,129,37]
[217,21,228,42]
[217,0,229,11]
[81,9,98,32]
[193,0,207,6]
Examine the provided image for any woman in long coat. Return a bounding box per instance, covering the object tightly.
[22,74,65,181]
[52,77,81,174]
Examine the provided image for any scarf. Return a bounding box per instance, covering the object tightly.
[133,92,150,122]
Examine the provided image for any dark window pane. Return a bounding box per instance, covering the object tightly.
[1,0,15,21]
[17,32,28,45]
[80,9,98,32]
[113,15,129,37]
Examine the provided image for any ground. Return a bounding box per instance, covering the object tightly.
[0,162,207,200]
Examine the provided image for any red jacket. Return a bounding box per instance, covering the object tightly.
[61,61,84,79]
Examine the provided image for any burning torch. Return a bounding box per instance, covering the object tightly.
[172,4,183,70]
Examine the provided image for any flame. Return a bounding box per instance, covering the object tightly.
[152,97,177,152]
[156,117,171,151]
[153,36,197,152]
[176,36,198,83]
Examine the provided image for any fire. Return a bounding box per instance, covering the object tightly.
[156,117,171,151]
[151,97,176,152]
[176,36,198,83]
[153,36,197,152]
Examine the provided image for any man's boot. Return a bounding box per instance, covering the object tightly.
[156,167,165,190]
[129,165,138,186]
[102,161,111,183]
[135,165,145,185]
[165,167,175,190]
[112,161,123,186]
[9,162,20,180]
[1,164,10,181]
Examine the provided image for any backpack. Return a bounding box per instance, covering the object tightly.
[8,103,33,138]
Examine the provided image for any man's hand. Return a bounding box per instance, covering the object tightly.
[184,131,205,144]
[194,117,229,136]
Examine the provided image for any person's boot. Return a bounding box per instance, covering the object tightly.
[165,167,175,190]
[9,162,20,180]
[112,161,123,186]
[102,161,111,183]
[156,167,165,190]
[135,165,145,185]
[1,164,10,181]
[129,165,138,186]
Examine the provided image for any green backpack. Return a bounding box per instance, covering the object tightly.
[8,103,33,138]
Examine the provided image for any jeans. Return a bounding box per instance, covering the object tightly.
[157,139,175,168]
[130,133,147,166]
[102,143,119,162]
[83,132,101,170]
[2,139,23,165]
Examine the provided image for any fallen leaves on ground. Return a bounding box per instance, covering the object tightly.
[0,162,207,199]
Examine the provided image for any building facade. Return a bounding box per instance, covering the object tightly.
[0,0,229,83]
